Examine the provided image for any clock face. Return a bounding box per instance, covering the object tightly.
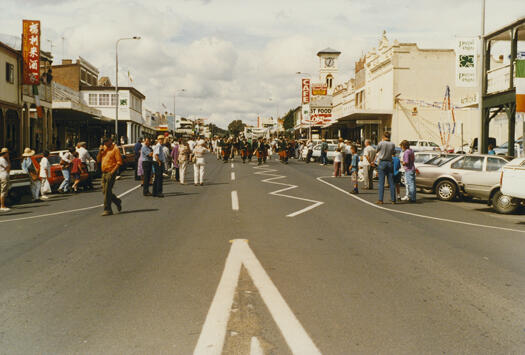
[325,58,335,67]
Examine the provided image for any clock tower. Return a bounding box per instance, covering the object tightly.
[317,47,341,95]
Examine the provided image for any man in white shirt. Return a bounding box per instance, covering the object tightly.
[76,142,94,189]
[0,148,10,211]
[305,140,314,164]
[152,135,166,197]
[188,138,196,152]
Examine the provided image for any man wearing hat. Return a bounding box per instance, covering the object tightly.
[21,147,41,202]
[0,148,11,211]
[96,137,123,216]
[152,135,166,197]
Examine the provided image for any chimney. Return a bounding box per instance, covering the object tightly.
[62,59,73,65]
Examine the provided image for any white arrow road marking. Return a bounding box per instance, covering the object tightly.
[231,191,239,211]
[194,239,321,355]
[254,166,323,217]
[250,337,264,355]
[317,175,525,234]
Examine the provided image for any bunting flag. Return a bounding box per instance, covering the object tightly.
[516,60,525,114]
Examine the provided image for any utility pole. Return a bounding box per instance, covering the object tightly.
[478,0,486,153]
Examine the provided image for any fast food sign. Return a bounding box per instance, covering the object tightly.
[301,79,310,104]
[22,20,41,85]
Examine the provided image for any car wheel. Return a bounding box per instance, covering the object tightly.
[436,180,457,201]
[492,191,519,214]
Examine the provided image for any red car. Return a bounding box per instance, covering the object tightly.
[31,154,89,191]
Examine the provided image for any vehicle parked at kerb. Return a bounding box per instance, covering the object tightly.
[30,153,89,190]
[7,169,31,204]
[416,154,511,201]
[118,144,137,170]
[462,156,516,214]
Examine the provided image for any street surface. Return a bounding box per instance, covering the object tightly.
[1,154,525,354]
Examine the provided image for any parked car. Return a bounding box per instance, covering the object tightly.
[493,137,523,156]
[407,140,440,152]
[414,151,441,166]
[500,157,525,209]
[416,154,511,201]
[119,144,137,170]
[7,169,31,204]
[462,157,518,214]
[302,143,338,162]
[31,154,89,191]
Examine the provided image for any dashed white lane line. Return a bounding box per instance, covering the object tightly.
[0,184,142,224]
[317,176,525,234]
[231,162,235,169]
[231,190,239,211]
[254,165,323,217]
[194,239,321,355]
[231,172,235,181]
[250,337,264,355]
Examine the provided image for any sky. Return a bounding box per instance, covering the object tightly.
[1,0,524,128]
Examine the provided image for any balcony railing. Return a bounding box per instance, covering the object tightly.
[486,64,515,95]
[22,83,53,103]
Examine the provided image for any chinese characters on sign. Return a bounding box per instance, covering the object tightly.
[455,37,477,87]
[22,20,41,85]
[301,79,310,104]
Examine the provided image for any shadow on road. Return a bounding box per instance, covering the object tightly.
[118,208,159,215]
[0,211,31,217]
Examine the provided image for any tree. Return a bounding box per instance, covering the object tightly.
[282,109,295,130]
[208,123,227,137]
[228,120,246,137]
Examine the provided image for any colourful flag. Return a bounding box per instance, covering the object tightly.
[517,60,525,114]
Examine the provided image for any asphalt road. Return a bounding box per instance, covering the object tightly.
[1,154,525,354]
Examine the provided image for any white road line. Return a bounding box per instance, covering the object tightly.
[250,337,264,355]
[194,239,321,355]
[231,190,239,211]
[231,163,235,169]
[231,172,236,181]
[254,165,323,217]
[0,184,142,224]
[317,176,525,234]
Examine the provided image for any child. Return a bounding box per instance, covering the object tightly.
[333,147,342,177]
[70,151,82,192]
[392,152,402,201]
[350,145,359,194]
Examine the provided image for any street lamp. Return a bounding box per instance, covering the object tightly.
[115,36,141,142]
[296,72,312,140]
[174,88,186,117]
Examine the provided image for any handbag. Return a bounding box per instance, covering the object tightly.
[41,179,52,194]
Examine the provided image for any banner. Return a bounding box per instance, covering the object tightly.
[455,37,477,87]
[516,60,525,114]
[311,83,327,96]
[22,20,41,85]
[301,79,310,104]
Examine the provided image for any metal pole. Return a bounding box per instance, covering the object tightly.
[115,39,119,141]
[478,0,486,153]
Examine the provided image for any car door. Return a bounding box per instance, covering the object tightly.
[449,155,484,184]
[464,157,505,196]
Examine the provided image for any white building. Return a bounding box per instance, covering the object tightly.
[81,86,146,143]
[329,31,479,148]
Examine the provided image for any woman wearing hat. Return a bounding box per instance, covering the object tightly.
[21,147,41,202]
[192,141,209,186]
[0,148,11,211]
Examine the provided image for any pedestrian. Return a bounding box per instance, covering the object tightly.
[96,137,123,216]
[400,140,417,202]
[58,148,74,193]
[152,135,166,197]
[362,139,376,190]
[193,141,208,186]
[76,142,93,189]
[22,147,41,202]
[137,139,145,185]
[488,143,496,155]
[39,150,51,200]
[171,139,180,181]
[333,147,342,177]
[306,140,314,163]
[179,140,190,184]
[70,151,83,193]
[0,148,11,211]
[350,145,359,194]
[141,137,153,195]
[134,138,143,180]
[392,152,402,201]
[375,132,396,204]
[162,137,172,178]
[320,138,328,165]
[343,140,352,175]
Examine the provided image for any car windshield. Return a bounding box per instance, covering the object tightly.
[414,154,435,163]
[425,155,458,166]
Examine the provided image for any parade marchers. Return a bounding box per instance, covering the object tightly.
[0,131,421,216]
